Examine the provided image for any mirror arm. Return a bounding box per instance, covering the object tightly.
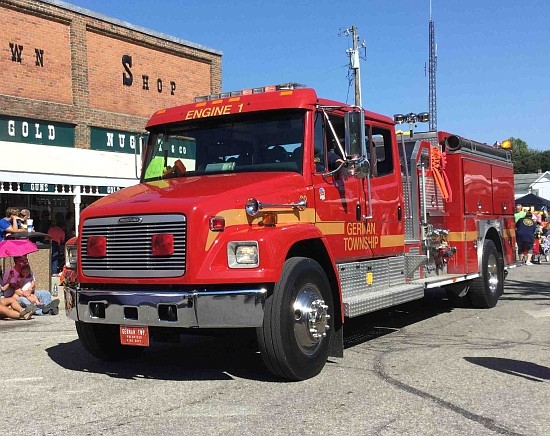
[321,109,347,158]
[320,160,346,179]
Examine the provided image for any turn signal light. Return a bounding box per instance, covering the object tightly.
[87,236,106,257]
[152,234,174,256]
[209,216,226,231]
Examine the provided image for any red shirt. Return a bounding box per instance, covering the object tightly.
[48,225,66,245]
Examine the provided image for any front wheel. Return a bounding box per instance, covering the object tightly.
[76,321,144,361]
[469,240,503,308]
[257,257,333,381]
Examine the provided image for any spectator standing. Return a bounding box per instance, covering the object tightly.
[37,210,51,233]
[47,216,66,246]
[0,207,27,241]
[48,214,66,274]
[516,211,537,265]
[65,211,76,239]
[514,204,526,222]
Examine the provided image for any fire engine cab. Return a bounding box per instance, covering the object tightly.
[63,83,516,380]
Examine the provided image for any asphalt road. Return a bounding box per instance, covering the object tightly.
[1,264,549,436]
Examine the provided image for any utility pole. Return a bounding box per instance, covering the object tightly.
[351,26,362,108]
[344,26,365,108]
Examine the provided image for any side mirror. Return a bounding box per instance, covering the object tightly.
[348,158,370,179]
[344,110,366,158]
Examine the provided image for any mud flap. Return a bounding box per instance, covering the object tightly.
[329,323,344,358]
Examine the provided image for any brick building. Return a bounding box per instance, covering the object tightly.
[0,0,222,237]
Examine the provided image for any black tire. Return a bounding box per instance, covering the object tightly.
[469,240,503,308]
[257,257,333,381]
[76,321,144,361]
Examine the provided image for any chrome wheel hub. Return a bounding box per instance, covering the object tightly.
[293,288,330,355]
[487,253,499,293]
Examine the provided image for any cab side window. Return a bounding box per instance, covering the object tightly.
[370,126,394,177]
[313,112,326,171]
[326,115,345,171]
[314,111,345,172]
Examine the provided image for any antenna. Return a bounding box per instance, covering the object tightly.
[341,26,366,108]
[428,0,437,131]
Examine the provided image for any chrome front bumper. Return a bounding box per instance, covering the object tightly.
[64,286,267,328]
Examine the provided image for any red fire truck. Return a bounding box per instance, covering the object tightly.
[63,83,516,380]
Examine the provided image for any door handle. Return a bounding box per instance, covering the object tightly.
[398,205,402,221]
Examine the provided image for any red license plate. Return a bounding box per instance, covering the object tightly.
[120,325,150,347]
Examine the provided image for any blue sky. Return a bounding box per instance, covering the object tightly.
[66,0,549,150]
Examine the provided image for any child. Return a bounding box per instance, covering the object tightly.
[2,264,40,305]
[14,264,39,305]
[13,263,60,315]
[1,255,29,297]
[1,268,20,298]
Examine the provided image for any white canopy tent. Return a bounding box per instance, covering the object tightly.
[0,141,141,236]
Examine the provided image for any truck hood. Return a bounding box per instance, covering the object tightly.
[80,172,307,220]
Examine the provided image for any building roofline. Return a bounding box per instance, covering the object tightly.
[532,170,550,185]
[42,0,223,56]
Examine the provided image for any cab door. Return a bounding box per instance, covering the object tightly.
[311,111,362,261]
[366,123,405,258]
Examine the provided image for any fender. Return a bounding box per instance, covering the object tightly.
[476,219,506,272]
[193,222,335,284]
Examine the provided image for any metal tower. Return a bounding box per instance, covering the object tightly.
[428,1,437,131]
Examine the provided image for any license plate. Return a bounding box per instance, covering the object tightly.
[120,325,150,347]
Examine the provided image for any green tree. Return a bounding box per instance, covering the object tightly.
[509,137,549,174]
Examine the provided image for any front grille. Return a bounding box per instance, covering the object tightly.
[81,214,186,278]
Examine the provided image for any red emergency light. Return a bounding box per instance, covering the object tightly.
[151,234,174,256]
[87,236,107,257]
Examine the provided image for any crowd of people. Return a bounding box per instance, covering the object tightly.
[0,207,72,274]
[0,206,64,321]
[514,203,548,265]
[0,254,60,320]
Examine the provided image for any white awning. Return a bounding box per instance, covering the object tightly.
[0,141,140,188]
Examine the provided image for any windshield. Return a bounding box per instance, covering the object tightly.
[142,110,305,182]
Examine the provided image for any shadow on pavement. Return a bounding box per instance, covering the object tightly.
[464,357,550,382]
[46,330,279,382]
[501,277,550,302]
[46,286,499,381]
[344,287,453,349]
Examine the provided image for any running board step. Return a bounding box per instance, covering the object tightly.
[343,283,425,318]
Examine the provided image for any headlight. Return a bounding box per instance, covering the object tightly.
[227,241,259,268]
[65,245,78,268]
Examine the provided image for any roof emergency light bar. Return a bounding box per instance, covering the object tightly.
[393,112,430,124]
[194,82,306,102]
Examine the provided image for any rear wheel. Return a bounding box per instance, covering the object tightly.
[76,321,144,361]
[469,240,503,308]
[257,257,333,381]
